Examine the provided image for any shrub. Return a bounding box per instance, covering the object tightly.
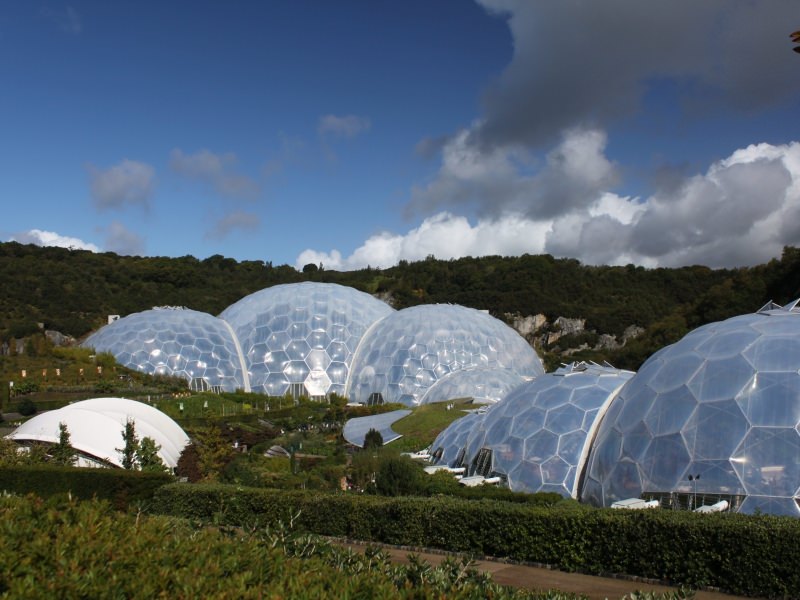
[17,397,37,416]
[0,465,173,510]
[0,493,600,599]
[150,483,800,598]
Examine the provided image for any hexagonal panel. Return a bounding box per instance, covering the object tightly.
[220,282,394,397]
[83,307,246,392]
[582,305,800,516]
[346,304,544,406]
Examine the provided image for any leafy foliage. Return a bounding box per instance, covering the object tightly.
[4,242,800,371]
[117,418,139,470]
[0,465,172,509]
[0,493,607,599]
[363,428,383,450]
[151,483,800,598]
[49,422,76,466]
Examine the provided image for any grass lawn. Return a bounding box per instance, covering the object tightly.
[389,398,476,451]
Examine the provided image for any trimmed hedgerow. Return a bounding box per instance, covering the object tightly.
[0,493,601,599]
[0,465,173,509]
[151,483,800,598]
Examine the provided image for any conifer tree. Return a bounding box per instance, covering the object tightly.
[50,421,76,466]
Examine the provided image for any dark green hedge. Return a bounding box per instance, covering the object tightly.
[0,465,173,509]
[151,483,800,598]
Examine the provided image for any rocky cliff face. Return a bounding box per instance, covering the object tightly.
[506,313,643,355]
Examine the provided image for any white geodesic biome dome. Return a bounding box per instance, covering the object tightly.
[219,282,394,398]
[7,397,189,469]
[346,304,544,407]
[430,411,486,468]
[419,367,525,405]
[83,307,248,392]
[581,300,800,516]
[461,362,633,497]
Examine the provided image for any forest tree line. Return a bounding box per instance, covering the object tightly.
[2,241,799,370]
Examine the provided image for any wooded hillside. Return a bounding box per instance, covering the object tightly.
[2,241,799,370]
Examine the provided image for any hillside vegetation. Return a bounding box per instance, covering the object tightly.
[2,241,800,370]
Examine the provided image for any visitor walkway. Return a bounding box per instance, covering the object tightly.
[337,540,753,600]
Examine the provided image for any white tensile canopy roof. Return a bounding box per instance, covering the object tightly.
[7,397,189,469]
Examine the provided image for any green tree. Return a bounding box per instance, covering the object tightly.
[50,422,76,466]
[117,419,139,470]
[363,428,383,451]
[0,438,48,466]
[194,425,235,481]
[17,397,37,416]
[374,455,425,497]
[136,437,168,473]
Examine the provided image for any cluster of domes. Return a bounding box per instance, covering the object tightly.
[84,283,543,406]
[86,283,800,516]
[432,300,800,516]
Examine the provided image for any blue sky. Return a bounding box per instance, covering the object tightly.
[2,1,799,270]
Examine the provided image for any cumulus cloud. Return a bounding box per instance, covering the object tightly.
[318,114,371,138]
[9,229,99,252]
[410,127,618,220]
[471,0,800,150]
[296,212,551,271]
[103,221,144,256]
[205,210,260,241]
[299,140,800,271]
[87,159,155,211]
[170,149,259,198]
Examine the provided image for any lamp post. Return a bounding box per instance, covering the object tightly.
[688,474,701,509]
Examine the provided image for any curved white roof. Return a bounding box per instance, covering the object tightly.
[8,397,189,469]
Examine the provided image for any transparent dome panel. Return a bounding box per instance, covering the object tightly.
[83,307,245,392]
[347,304,543,407]
[581,305,800,516]
[220,282,393,398]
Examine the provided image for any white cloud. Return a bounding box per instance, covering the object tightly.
[318,114,371,138]
[170,149,259,198]
[88,159,155,211]
[299,140,800,271]
[205,210,260,241]
[103,221,144,256]
[9,229,99,252]
[410,127,618,220]
[296,212,551,271]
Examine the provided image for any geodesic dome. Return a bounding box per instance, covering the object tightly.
[83,307,248,392]
[462,362,633,497]
[430,411,485,467]
[346,304,544,407]
[420,367,525,405]
[219,282,394,398]
[581,300,800,516]
[8,397,189,469]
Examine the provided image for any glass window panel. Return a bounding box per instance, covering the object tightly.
[545,404,584,433]
[643,386,697,436]
[647,352,704,393]
[524,430,559,462]
[509,460,543,493]
[743,336,800,372]
[686,400,748,460]
[733,427,800,497]
[640,433,691,491]
[736,372,800,427]
[541,455,571,485]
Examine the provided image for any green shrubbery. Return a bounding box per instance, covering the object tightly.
[0,465,173,510]
[151,483,800,598]
[0,493,603,599]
